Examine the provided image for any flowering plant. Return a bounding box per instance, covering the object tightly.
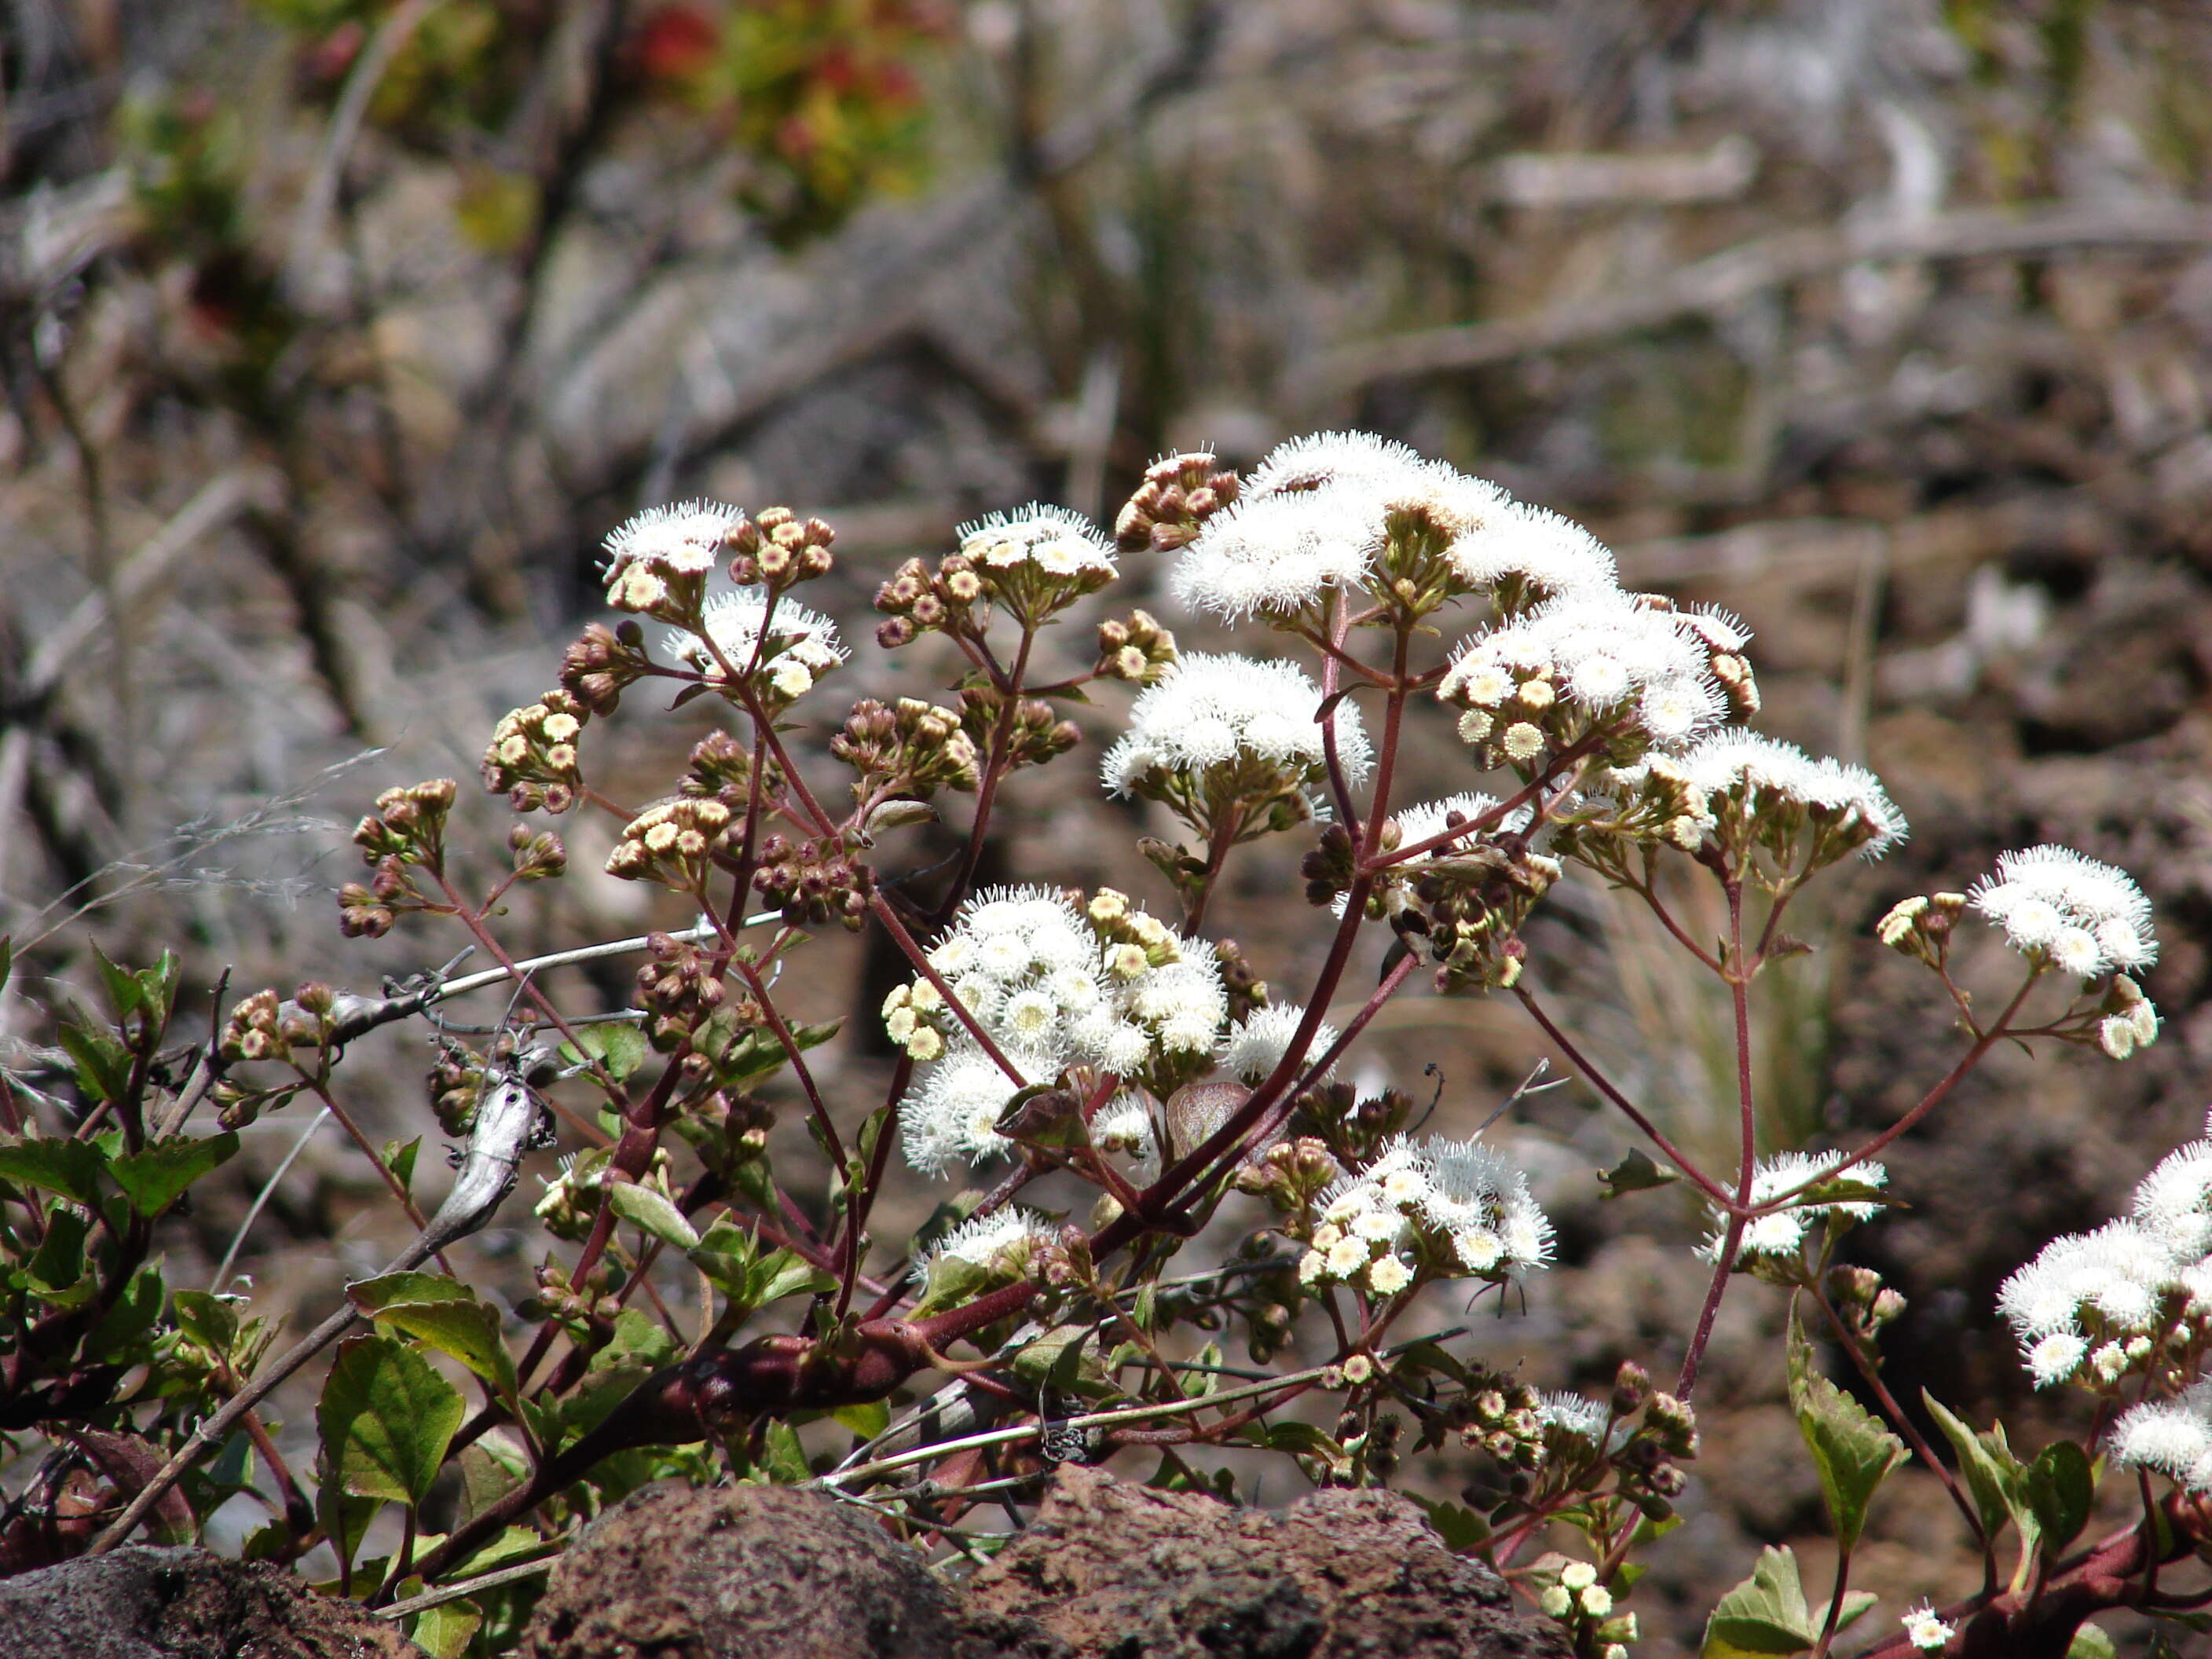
[5,432,2199,1658]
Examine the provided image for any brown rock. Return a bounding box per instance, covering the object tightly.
[0,1546,419,1659]
[959,1465,1574,1658]
[515,1481,974,1659]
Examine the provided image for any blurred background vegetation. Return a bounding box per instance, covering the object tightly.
[8,1,2212,1648]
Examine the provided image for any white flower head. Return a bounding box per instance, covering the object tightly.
[1536,1392,1613,1448]
[1901,1603,1954,1653]
[900,1041,1063,1174]
[2108,1382,2212,1489]
[2135,1141,2212,1260]
[603,500,744,580]
[1103,652,1373,794]
[1218,1004,1336,1082]
[1245,430,1434,498]
[958,504,1117,579]
[928,1207,1060,1273]
[1701,1154,1888,1265]
[1680,732,1906,857]
[1970,846,2156,978]
[665,588,847,693]
[1170,487,1388,619]
[1444,500,1621,605]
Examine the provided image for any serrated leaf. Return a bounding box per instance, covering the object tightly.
[1787,1309,1906,1551]
[1922,1391,2020,1547]
[1702,1545,1818,1657]
[607,1180,699,1251]
[317,1333,463,1507]
[1600,1148,1679,1198]
[0,1136,106,1206]
[910,1251,987,1318]
[2027,1439,2094,1555]
[349,1271,518,1401]
[110,1132,238,1218]
[577,1022,650,1084]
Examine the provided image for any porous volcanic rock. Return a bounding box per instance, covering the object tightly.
[0,1545,419,1658]
[513,1480,981,1659]
[958,1465,1575,1659]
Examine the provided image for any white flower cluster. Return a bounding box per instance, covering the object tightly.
[1169,431,1617,620]
[1679,732,1906,859]
[958,504,1118,580]
[888,887,1229,1174]
[2000,1111,2212,1392]
[1441,597,1737,755]
[1900,1604,1955,1653]
[926,1207,1061,1275]
[1969,845,2157,980]
[1298,1134,1552,1296]
[1101,652,1373,797]
[664,588,846,701]
[1217,1003,1337,1082]
[1536,1390,1617,1449]
[604,500,741,578]
[1700,1152,1889,1265]
[1537,1560,1617,1628]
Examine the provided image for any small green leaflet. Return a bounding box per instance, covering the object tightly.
[1701,1545,1874,1657]
[317,1333,464,1507]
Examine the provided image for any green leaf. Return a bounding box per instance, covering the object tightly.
[110,1132,238,1218]
[1922,1391,2022,1547]
[1787,1310,1906,1551]
[383,1137,420,1198]
[749,1249,833,1308]
[2027,1439,2094,1556]
[58,1021,132,1105]
[1702,1546,1819,1657]
[21,1209,93,1307]
[559,1023,650,1084]
[2068,1624,2118,1659]
[408,1600,482,1659]
[1600,1148,1679,1199]
[317,1332,464,1507]
[1412,1496,1490,1553]
[761,1419,810,1484]
[173,1288,242,1355]
[0,1136,107,1206]
[910,1251,987,1318]
[92,944,145,1021]
[833,1400,890,1439]
[1009,1324,1093,1389]
[86,1259,167,1361]
[607,1181,699,1251]
[348,1271,518,1401]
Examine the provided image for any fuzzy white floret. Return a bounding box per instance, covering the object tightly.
[958,504,1117,577]
[929,1207,1060,1270]
[666,588,847,683]
[1103,653,1373,793]
[1444,501,1621,601]
[603,500,745,577]
[1218,1004,1336,1082]
[1970,845,2156,976]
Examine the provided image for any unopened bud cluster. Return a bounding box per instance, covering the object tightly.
[605,798,734,889]
[482,693,590,813]
[958,687,1081,771]
[1094,610,1179,683]
[752,833,873,931]
[218,985,328,1063]
[1113,451,1240,554]
[636,932,734,1050]
[830,698,980,800]
[352,779,458,868]
[725,505,836,589]
[560,621,649,716]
